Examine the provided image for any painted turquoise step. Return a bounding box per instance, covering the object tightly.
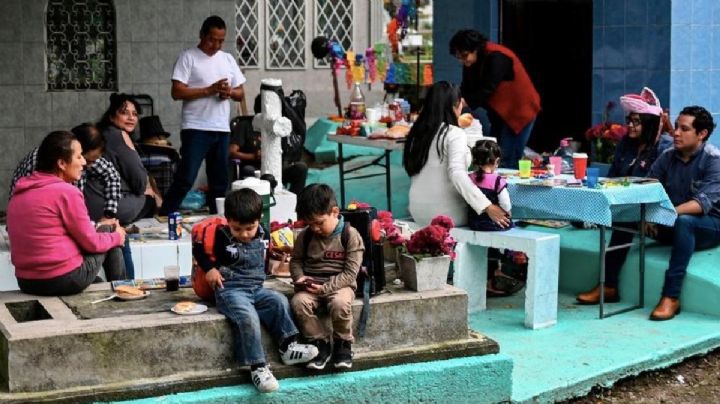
[522,225,720,317]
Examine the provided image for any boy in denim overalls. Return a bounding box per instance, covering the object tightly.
[193,188,317,392]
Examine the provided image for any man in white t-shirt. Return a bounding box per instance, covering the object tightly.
[160,15,246,215]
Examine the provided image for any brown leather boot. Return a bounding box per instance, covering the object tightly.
[649,296,681,321]
[576,285,620,305]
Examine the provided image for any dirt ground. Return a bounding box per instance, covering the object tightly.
[568,347,720,403]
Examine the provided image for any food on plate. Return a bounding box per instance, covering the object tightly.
[173,301,197,313]
[458,113,474,128]
[115,285,144,297]
[385,124,410,138]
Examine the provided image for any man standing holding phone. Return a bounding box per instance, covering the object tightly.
[161,15,246,215]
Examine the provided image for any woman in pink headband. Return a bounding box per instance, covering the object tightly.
[576,87,669,305]
[606,87,667,178]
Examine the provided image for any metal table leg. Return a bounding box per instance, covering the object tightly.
[599,226,607,318]
[385,150,392,211]
[600,203,647,318]
[338,143,345,209]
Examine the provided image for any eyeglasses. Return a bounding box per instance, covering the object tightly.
[625,117,641,126]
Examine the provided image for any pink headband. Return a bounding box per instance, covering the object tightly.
[619,87,663,116]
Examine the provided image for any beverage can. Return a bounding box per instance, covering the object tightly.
[168,212,182,240]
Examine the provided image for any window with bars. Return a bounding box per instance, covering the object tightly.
[314,0,353,68]
[265,0,306,69]
[235,0,260,68]
[46,0,117,91]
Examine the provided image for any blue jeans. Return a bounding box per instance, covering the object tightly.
[161,130,229,214]
[605,215,720,298]
[215,284,299,366]
[492,119,535,169]
[122,237,134,279]
[470,107,492,138]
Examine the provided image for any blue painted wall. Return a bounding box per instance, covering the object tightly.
[433,0,498,84]
[592,0,672,126]
[433,0,720,145]
[670,0,720,147]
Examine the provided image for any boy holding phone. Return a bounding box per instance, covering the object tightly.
[291,184,365,370]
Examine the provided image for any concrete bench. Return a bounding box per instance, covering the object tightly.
[451,227,560,329]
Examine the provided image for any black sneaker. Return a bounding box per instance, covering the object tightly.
[333,339,353,369]
[306,339,331,370]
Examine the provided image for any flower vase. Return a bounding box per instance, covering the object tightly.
[398,253,451,291]
[383,240,398,263]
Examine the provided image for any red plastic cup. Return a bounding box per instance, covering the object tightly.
[573,153,588,179]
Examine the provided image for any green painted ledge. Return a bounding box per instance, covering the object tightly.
[118,354,513,404]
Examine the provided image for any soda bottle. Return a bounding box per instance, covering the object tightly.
[348,82,366,120]
[554,137,575,174]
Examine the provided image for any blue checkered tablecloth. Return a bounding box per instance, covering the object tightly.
[506,179,677,227]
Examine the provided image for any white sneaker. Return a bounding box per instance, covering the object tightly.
[280,341,319,365]
[250,366,279,393]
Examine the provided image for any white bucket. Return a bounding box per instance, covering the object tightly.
[231,177,271,196]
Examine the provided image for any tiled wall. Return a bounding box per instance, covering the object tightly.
[669,0,720,146]
[433,0,499,84]
[592,0,672,126]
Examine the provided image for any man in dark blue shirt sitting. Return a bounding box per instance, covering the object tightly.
[642,106,720,320]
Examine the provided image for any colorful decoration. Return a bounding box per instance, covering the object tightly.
[386,0,418,56]
[365,48,377,83]
[423,64,433,86]
[352,54,365,84]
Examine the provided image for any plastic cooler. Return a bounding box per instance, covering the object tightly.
[231,177,276,230]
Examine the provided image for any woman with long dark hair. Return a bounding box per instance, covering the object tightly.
[91,93,156,224]
[577,87,668,305]
[7,131,126,296]
[92,93,160,279]
[608,88,666,178]
[403,81,510,228]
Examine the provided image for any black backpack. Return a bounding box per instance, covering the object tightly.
[253,88,307,163]
[280,90,306,163]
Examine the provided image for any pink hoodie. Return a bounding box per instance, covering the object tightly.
[7,172,122,280]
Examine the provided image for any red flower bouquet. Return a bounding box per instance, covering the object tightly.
[405,215,457,261]
[378,210,407,247]
[585,101,628,164]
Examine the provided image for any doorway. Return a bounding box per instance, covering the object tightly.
[500,0,592,153]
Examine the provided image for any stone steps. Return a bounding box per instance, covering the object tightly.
[0,279,498,401]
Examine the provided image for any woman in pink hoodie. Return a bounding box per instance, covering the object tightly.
[7,131,126,296]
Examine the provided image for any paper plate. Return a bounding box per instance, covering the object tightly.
[171,303,208,315]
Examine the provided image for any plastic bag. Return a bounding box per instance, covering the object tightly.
[180,190,206,211]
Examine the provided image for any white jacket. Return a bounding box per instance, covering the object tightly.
[408,124,492,226]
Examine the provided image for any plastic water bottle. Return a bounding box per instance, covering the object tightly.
[348,82,366,120]
[554,137,574,174]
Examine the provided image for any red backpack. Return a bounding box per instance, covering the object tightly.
[191,217,227,301]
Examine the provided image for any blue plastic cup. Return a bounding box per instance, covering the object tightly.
[586,167,600,188]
